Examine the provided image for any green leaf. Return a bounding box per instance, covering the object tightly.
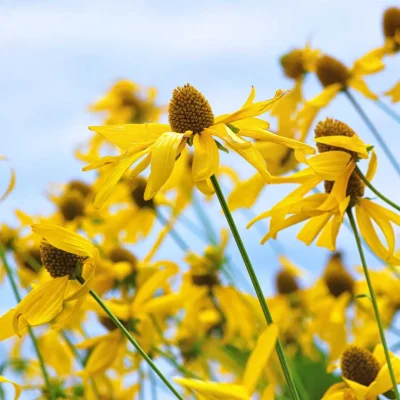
[226,123,240,134]
[215,140,230,154]
[355,293,372,301]
[366,145,375,152]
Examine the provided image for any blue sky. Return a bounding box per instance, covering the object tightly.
[1,0,400,397]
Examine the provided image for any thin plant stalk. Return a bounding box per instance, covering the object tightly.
[156,210,189,252]
[355,165,400,212]
[210,175,301,400]
[344,89,400,177]
[0,245,55,400]
[347,209,400,399]
[376,99,400,125]
[76,276,184,400]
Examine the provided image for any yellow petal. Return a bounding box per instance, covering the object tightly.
[366,150,377,181]
[193,133,220,181]
[145,132,184,200]
[242,324,278,394]
[207,125,251,149]
[0,309,17,341]
[228,174,265,211]
[94,149,151,208]
[229,144,271,183]
[174,378,249,400]
[316,213,343,251]
[32,224,95,258]
[0,376,22,400]
[385,81,400,103]
[307,151,352,180]
[314,136,368,159]
[13,277,69,335]
[342,378,368,400]
[0,157,15,202]
[195,179,215,196]
[349,77,378,100]
[88,123,169,149]
[140,293,183,314]
[367,356,400,397]
[297,213,332,246]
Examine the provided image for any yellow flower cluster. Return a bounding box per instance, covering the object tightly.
[1,5,400,400]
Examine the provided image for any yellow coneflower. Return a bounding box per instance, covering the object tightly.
[248,118,400,264]
[0,224,98,339]
[322,345,400,399]
[84,84,315,208]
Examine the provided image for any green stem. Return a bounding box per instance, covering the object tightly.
[153,348,200,379]
[347,209,400,400]
[344,89,400,177]
[192,192,217,244]
[210,175,301,400]
[355,166,400,212]
[156,210,189,252]
[0,245,55,400]
[60,331,100,398]
[376,99,400,125]
[77,277,183,400]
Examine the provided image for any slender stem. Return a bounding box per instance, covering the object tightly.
[149,364,158,400]
[344,89,400,177]
[192,192,217,243]
[156,210,189,252]
[355,166,400,212]
[347,209,400,399]
[0,245,55,399]
[210,175,301,400]
[376,99,400,125]
[61,331,100,398]
[153,348,200,379]
[76,277,183,400]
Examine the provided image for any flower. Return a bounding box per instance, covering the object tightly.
[322,344,400,399]
[248,118,400,263]
[174,323,278,400]
[297,52,384,138]
[85,84,315,208]
[0,224,98,339]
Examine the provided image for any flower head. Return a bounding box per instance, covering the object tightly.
[85,84,315,208]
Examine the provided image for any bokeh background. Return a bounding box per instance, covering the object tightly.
[1,1,400,398]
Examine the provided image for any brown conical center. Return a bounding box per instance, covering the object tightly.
[280,49,305,80]
[383,7,400,39]
[59,193,85,221]
[324,267,355,298]
[109,247,137,270]
[66,180,92,198]
[40,239,85,278]
[168,84,214,134]
[341,345,380,386]
[130,178,155,209]
[316,55,350,88]
[275,269,299,295]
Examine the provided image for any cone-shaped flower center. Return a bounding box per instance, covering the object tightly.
[280,50,305,80]
[383,7,400,39]
[109,247,137,270]
[131,178,155,209]
[316,55,350,87]
[168,84,215,134]
[40,239,85,278]
[341,345,381,386]
[275,269,299,294]
[315,118,365,199]
[67,180,92,198]
[59,193,85,221]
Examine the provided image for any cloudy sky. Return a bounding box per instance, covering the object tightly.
[1,0,400,397]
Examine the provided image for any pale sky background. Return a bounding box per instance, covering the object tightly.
[1,0,400,398]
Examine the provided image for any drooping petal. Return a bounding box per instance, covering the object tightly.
[349,77,378,100]
[0,376,22,400]
[174,378,249,400]
[206,125,251,149]
[13,277,69,335]
[242,324,278,394]
[88,123,169,150]
[94,148,152,208]
[365,150,377,181]
[315,213,343,251]
[32,224,95,259]
[196,179,215,196]
[306,151,352,180]
[385,81,400,103]
[314,135,368,159]
[297,213,332,246]
[144,132,185,200]
[367,355,400,397]
[192,133,220,181]
[228,174,265,210]
[0,309,17,341]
